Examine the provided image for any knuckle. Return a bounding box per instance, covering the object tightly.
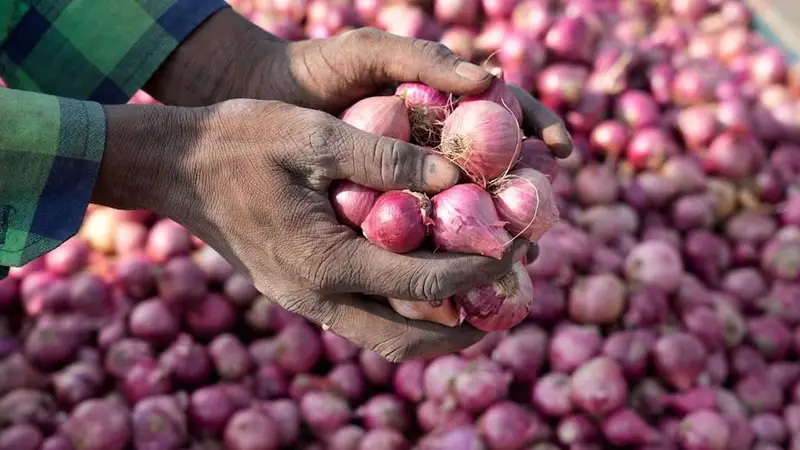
[377,137,418,188]
[413,267,450,301]
[348,27,385,44]
[417,40,456,65]
[373,334,416,363]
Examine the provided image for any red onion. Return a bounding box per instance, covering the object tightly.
[532,372,573,417]
[625,240,684,293]
[549,324,601,373]
[570,357,628,416]
[602,408,660,445]
[356,394,410,430]
[393,360,425,402]
[341,96,412,141]
[515,139,558,181]
[158,257,207,306]
[362,190,432,254]
[574,164,619,205]
[395,83,450,147]
[423,355,465,400]
[477,401,540,449]
[589,120,629,158]
[122,359,170,403]
[433,0,478,26]
[544,16,594,62]
[481,0,518,19]
[536,64,588,111]
[439,27,475,60]
[511,0,551,37]
[654,332,707,391]
[263,399,301,447]
[602,330,654,379]
[224,406,280,450]
[454,262,533,331]
[491,325,546,382]
[452,358,511,411]
[131,394,188,450]
[330,181,380,229]
[568,274,626,324]
[357,428,409,450]
[187,386,235,434]
[159,335,212,386]
[495,167,559,238]
[186,294,236,339]
[431,183,512,259]
[147,219,192,263]
[557,414,598,445]
[440,100,521,184]
[328,425,365,450]
[328,363,367,402]
[679,410,730,450]
[300,391,352,436]
[626,127,679,170]
[64,398,131,450]
[274,322,322,374]
[359,351,395,387]
[0,423,44,450]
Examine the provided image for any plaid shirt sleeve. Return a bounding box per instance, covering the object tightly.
[0,0,230,277]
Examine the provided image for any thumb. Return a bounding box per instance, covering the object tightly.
[339,127,461,194]
[344,28,493,96]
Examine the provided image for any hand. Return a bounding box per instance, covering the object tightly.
[261,27,574,157]
[94,100,531,361]
[145,10,573,158]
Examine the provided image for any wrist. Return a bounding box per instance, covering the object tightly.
[93,104,214,218]
[144,8,285,106]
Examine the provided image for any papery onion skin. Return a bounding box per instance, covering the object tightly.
[440,100,522,185]
[490,168,560,242]
[395,83,450,147]
[431,184,512,260]
[341,96,412,141]
[459,76,523,124]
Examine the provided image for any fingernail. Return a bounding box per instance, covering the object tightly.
[455,61,491,82]
[423,154,460,191]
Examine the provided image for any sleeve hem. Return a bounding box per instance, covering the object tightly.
[117,0,232,102]
[0,94,105,267]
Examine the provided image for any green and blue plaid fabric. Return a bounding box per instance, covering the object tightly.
[0,0,229,277]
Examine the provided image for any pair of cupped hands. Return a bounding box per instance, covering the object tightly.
[93,9,573,361]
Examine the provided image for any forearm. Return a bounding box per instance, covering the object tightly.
[143,8,286,107]
[92,104,211,217]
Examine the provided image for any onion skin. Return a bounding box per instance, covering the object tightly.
[570,357,628,417]
[515,139,559,182]
[459,76,522,124]
[431,183,512,259]
[440,100,522,185]
[395,83,450,147]
[362,190,432,254]
[454,262,533,332]
[490,168,560,242]
[330,182,381,229]
[341,96,412,141]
